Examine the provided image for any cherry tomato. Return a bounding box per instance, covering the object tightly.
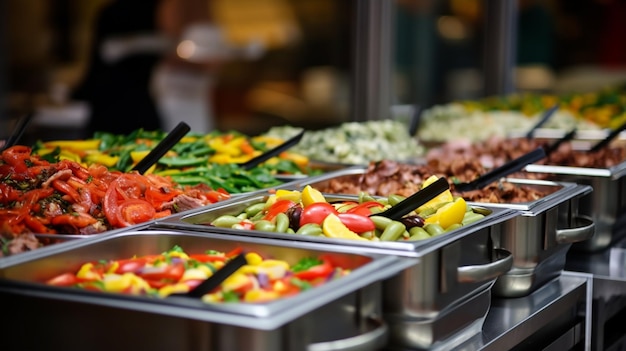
[337,213,376,233]
[300,202,338,227]
[264,199,297,221]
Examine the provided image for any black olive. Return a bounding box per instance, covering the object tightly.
[398,215,425,229]
[286,205,303,231]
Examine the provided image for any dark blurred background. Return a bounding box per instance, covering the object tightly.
[1,0,626,142]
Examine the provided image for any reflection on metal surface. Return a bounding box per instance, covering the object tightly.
[609,247,626,278]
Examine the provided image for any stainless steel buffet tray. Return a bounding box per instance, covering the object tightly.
[0,229,416,351]
[525,156,626,252]
[473,178,594,297]
[297,167,595,298]
[155,192,520,349]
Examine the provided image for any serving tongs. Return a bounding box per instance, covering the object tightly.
[131,122,191,174]
[525,104,559,140]
[1,111,33,151]
[373,176,449,221]
[237,130,305,170]
[588,120,626,153]
[454,147,546,192]
[171,252,248,299]
[543,128,577,155]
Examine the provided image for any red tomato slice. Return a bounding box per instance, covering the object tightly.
[138,261,185,282]
[346,201,385,216]
[114,258,147,274]
[117,199,156,227]
[293,260,334,280]
[337,213,376,233]
[46,272,79,287]
[299,202,338,227]
[264,199,297,221]
[188,253,227,263]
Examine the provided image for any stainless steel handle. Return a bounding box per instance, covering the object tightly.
[556,216,595,244]
[457,248,513,283]
[307,317,387,351]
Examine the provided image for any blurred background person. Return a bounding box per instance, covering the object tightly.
[72,0,169,136]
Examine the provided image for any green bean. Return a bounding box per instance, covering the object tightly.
[370,216,393,231]
[245,203,266,218]
[211,215,242,228]
[445,223,463,232]
[286,228,295,234]
[254,220,276,232]
[359,192,377,203]
[380,221,406,241]
[461,212,485,226]
[417,207,436,217]
[236,212,248,220]
[409,226,430,238]
[408,227,430,241]
[296,223,323,236]
[424,223,445,236]
[275,213,290,233]
[361,231,376,240]
[387,194,406,206]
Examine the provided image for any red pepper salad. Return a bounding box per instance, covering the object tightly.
[45,245,351,303]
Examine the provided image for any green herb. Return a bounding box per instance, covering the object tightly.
[291,257,323,272]
[222,291,240,302]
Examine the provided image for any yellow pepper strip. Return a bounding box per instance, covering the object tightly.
[279,152,310,169]
[130,150,152,163]
[244,289,280,302]
[77,263,102,280]
[275,189,301,202]
[158,283,190,297]
[43,139,101,151]
[85,153,119,167]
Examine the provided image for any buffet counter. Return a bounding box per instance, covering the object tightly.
[566,235,626,351]
[388,272,591,351]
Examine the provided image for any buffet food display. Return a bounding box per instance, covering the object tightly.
[3,83,626,349]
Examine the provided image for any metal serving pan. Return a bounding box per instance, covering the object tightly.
[468,178,594,297]
[155,192,520,350]
[0,229,416,351]
[525,155,626,252]
[299,168,594,297]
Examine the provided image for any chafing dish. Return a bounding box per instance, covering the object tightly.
[525,156,626,252]
[469,178,594,297]
[300,168,594,298]
[0,229,414,351]
[155,191,520,349]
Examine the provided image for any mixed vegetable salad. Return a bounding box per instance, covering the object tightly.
[45,245,351,303]
[33,128,319,194]
[208,177,485,242]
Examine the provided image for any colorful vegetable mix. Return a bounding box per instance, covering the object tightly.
[32,128,321,193]
[209,180,485,242]
[45,245,351,303]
